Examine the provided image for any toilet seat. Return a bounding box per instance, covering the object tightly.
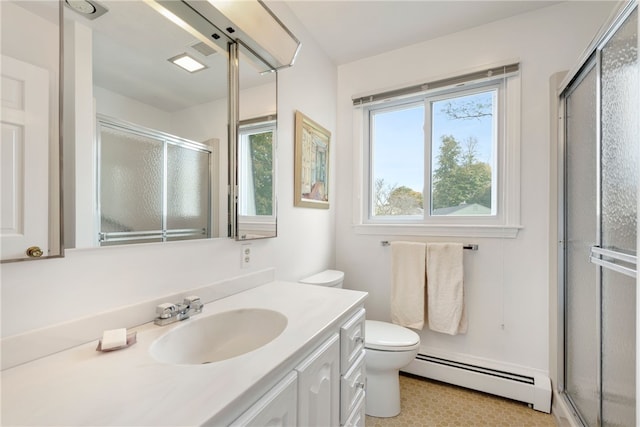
[365,320,420,351]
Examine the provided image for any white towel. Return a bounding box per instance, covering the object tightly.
[390,241,426,329]
[426,243,467,335]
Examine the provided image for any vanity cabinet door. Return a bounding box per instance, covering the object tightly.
[229,371,297,427]
[295,333,340,427]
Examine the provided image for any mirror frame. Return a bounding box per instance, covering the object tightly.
[230,42,279,241]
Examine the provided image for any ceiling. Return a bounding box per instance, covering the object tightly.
[21,0,275,112]
[20,0,563,111]
[281,1,563,65]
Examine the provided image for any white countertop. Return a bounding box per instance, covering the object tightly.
[1,281,367,426]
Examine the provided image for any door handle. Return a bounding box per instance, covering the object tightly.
[589,256,636,278]
[589,246,637,278]
[26,246,43,258]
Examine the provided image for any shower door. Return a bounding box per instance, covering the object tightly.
[562,4,638,426]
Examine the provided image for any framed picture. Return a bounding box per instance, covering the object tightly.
[294,111,331,209]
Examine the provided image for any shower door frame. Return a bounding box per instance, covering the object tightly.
[557,1,638,426]
[558,55,598,427]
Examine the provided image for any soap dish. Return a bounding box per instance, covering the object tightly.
[96,331,137,352]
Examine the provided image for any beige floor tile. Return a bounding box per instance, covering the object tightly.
[365,374,557,427]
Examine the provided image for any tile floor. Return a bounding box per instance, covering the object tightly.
[365,373,557,427]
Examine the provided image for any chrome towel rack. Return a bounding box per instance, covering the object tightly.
[380,241,478,250]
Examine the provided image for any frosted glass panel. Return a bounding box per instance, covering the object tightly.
[166,144,210,234]
[100,126,163,234]
[99,118,212,245]
[563,6,638,426]
[565,64,599,426]
[601,269,636,427]
[600,9,637,427]
[601,9,638,255]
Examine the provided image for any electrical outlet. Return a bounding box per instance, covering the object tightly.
[241,244,251,269]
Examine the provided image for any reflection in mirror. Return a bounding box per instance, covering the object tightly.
[63,0,233,248]
[1,1,62,261]
[97,115,214,245]
[236,44,277,240]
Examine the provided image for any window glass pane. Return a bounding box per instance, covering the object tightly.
[239,126,274,216]
[249,130,274,216]
[430,89,496,216]
[370,103,424,217]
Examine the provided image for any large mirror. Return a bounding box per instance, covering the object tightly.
[61,0,277,248]
[1,1,62,261]
[0,0,281,260]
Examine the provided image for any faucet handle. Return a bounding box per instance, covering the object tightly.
[184,295,203,313]
[156,303,176,319]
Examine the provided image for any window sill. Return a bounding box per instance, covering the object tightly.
[353,223,522,239]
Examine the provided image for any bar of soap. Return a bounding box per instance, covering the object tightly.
[101,328,127,350]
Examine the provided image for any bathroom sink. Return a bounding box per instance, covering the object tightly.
[149,308,288,365]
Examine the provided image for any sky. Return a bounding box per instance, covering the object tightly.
[372,90,495,193]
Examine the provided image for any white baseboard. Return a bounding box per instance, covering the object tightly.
[403,349,552,413]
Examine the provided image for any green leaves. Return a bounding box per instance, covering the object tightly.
[432,135,491,212]
[248,132,273,215]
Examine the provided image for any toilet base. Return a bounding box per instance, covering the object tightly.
[365,368,402,418]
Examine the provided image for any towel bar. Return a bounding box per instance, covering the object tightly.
[380,241,478,250]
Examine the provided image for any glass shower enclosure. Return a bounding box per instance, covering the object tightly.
[560,3,638,426]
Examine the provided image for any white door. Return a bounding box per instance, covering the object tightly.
[1,55,50,259]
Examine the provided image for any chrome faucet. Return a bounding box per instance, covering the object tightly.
[154,296,204,326]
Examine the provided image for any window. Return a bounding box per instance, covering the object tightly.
[355,64,521,237]
[238,119,276,217]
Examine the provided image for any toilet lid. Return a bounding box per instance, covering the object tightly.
[299,270,344,287]
[365,320,420,351]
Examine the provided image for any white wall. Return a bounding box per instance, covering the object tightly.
[335,1,615,374]
[1,3,337,339]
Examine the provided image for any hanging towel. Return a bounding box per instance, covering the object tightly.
[390,241,426,329]
[426,243,467,335]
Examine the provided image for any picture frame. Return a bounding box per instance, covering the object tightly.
[294,111,331,209]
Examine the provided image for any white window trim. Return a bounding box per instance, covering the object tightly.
[351,71,522,239]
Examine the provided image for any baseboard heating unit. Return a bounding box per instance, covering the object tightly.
[403,353,551,413]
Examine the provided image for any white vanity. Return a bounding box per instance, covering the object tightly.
[1,281,367,426]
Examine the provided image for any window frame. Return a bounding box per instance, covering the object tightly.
[353,70,522,238]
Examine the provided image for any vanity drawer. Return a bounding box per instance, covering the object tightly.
[340,350,365,424]
[343,393,365,427]
[340,308,365,373]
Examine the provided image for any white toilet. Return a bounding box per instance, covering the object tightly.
[299,270,421,418]
[364,320,420,418]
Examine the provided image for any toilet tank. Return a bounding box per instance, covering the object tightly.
[299,270,344,288]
